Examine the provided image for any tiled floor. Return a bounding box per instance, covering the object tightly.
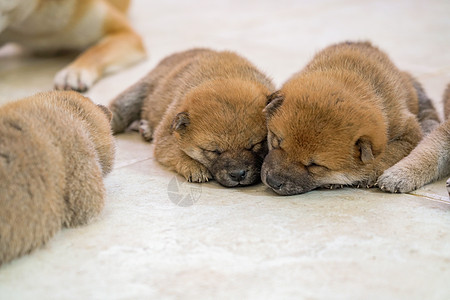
[1,0,450,299]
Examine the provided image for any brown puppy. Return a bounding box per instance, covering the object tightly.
[378,83,450,193]
[0,91,115,265]
[0,0,146,92]
[261,41,438,196]
[109,48,274,187]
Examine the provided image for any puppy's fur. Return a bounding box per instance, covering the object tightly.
[378,83,450,193]
[261,41,439,196]
[0,91,115,265]
[109,48,274,187]
[0,0,146,92]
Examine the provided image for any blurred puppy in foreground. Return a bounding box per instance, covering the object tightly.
[0,91,115,265]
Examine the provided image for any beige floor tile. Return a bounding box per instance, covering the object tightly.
[1,0,450,299]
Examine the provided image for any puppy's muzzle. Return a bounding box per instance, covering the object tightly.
[261,152,317,195]
[210,151,262,187]
[262,170,315,196]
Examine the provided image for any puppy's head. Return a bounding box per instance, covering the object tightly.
[261,77,387,195]
[171,79,270,187]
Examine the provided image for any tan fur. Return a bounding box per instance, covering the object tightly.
[107,0,131,12]
[378,83,450,193]
[109,48,275,187]
[261,41,435,196]
[0,0,145,92]
[0,91,115,265]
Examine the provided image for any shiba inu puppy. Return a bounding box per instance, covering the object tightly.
[109,48,274,187]
[261,41,438,196]
[378,83,450,193]
[0,91,115,265]
[0,0,146,92]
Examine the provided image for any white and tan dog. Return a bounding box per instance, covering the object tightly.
[0,0,146,92]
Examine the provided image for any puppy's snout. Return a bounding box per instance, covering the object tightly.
[211,151,261,187]
[229,169,247,182]
[265,174,284,190]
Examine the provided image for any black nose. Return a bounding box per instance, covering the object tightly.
[266,174,284,190]
[229,169,247,182]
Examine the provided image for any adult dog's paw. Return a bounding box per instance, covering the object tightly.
[54,66,99,92]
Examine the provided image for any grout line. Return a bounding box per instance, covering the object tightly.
[114,157,153,170]
[410,192,450,205]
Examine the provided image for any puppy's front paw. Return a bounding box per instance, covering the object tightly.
[321,184,345,190]
[54,66,99,92]
[139,120,153,141]
[177,160,212,183]
[377,167,418,193]
[349,179,377,189]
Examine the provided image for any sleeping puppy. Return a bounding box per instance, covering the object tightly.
[0,0,146,92]
[0,91,115,265]
[378,83,450,193]
[261,41,439,196]
[109,48,275,187]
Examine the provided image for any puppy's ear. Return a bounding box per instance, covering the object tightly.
[264,91,284,118]
[97,104,113,122]
[356,136,383,163]
[171,112,190,133]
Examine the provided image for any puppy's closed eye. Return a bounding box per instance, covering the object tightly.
[200,147,222,160]
[248,140,266,152]
[270,133,282,149]
[306,162,320,168]
[251,142,262,153]
[305,162,329,173]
